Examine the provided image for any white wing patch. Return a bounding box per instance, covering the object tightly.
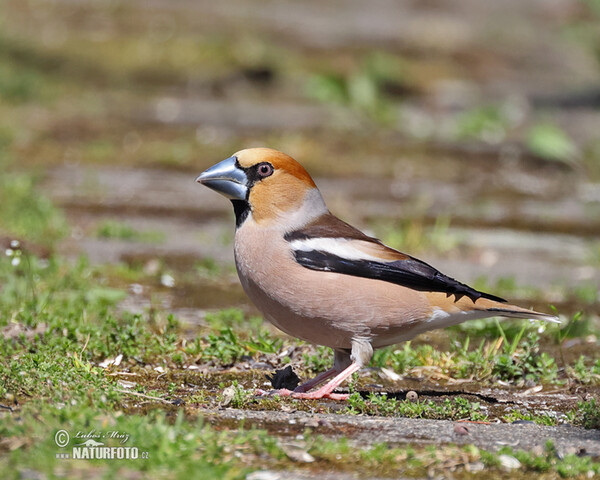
[289,237,386,262]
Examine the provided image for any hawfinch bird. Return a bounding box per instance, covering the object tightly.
[196,148,558,400]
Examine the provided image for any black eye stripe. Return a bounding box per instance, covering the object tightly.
[244,161,274,185]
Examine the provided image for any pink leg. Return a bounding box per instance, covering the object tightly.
[294,349,351,393]
[294,367,339,392]
[254,388,294,397]
[256,349,363,401]
[291,362,361,400]
[254,368,338,398]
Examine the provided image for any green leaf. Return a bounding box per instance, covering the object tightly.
[526,123,577,162]
[84,287,127,305]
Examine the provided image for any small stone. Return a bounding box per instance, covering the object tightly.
[531,445,544,456]
[454,423,470,435]
[221,386,236,407]
[406,391,418,402]
[499,454,521,470]
[98,358,115,368]
[144,259,161,276]
[113,354,123,366]
[304,418,320,428]
[318,419,333,428]
[467,461,485,472]
[160,274,175,288]
[250,361,271,370]
[117,380,136,389]
[246,471,280,480]
[281,445,315,463]
[277,346,295,358]
[517,385,543,396]
[379,367,401,382]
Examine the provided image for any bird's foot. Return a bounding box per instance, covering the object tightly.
[254,388,295,397]
[291,391,349,400]
[254,388,348,400]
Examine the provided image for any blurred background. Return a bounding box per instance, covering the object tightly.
[1,0,599,320]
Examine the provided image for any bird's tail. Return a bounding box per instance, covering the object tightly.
[476,299,560,323]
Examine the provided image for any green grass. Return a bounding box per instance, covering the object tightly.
[0,404,278,480]
[0,171,68,247]
[185,326,282,365]
[489,442,600,478]
[0,255,171,403]
[303,345,333,374]
[304,51,406,123]
[0,36,66,104]
[371,323,562,385]
[572,356,600,384]
[501,410,560,426]
[309,438,600,479]
[470,275,542,301]
[0,204,598,478]
[453,104,510,143]
[526,122,578,163]
[194,257,223,278]
[96,220,166,244]
[0,56,44,103]
[372,215,459,255]
[576,398,600,429]
[347,393,489,421]
[3,402,599,479]
[0,252,279,478]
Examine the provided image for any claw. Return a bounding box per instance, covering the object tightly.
[324,392,350,401]
[256,362,361,401]
[254,388,294,397]
[255,388,349,400]
[291,391,349,401]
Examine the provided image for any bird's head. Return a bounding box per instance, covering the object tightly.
[197,148,327,227]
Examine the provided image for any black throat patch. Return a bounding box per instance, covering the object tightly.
[231,199,250,228]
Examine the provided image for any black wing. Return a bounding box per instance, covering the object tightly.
[292,249,506,303]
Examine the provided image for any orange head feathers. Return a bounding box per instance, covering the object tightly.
[234,148,316,189]
[196,148,326,226]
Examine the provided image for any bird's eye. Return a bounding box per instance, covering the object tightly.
[257,163,274,178]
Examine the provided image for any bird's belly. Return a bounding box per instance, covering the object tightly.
[237,272,354,349]
[235,258,433,350]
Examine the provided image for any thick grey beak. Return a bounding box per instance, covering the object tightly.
[196,156,248,200]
